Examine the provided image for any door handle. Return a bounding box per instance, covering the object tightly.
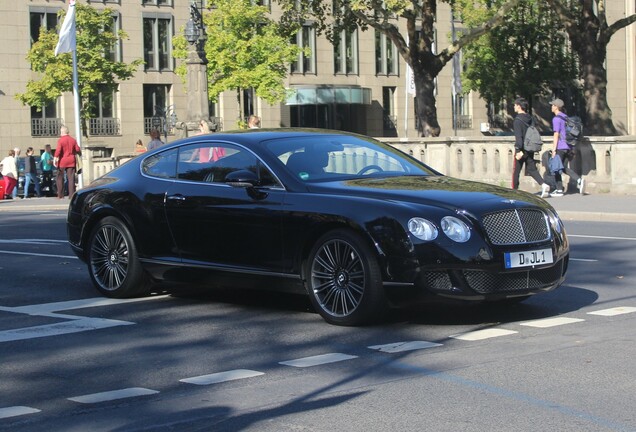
[166,194,186,202]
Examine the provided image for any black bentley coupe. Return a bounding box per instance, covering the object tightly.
[67,129,569,325]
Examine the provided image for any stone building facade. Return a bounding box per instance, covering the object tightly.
[0,0,634,159]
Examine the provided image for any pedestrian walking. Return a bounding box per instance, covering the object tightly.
[54,125,80,199]
[23,147,42,198]
[146,129,163,151]
[40,144,54,196]
[135,139,147,153]
[511,98,551,198]
[549,98,585,196]
[11,147,21,199]
[1,149,18,199]
[248,115,261,129]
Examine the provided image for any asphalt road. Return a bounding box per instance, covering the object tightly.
[1,211,635,432]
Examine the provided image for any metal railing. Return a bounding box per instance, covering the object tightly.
[31,118,64,137]
[89,117,121,136]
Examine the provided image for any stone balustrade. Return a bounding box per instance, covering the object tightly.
[82,135,636,195]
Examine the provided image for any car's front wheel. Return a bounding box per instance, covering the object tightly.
[87,216,151,298]
[305,229,387,326]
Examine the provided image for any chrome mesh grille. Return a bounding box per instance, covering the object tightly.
[463,259,565,294]
[482,209,549,245]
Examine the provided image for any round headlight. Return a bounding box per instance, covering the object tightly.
[408,217,438,241]
[441,216,471,242]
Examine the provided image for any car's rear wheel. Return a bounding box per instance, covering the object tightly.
[305,229,387,326]
[88,216,150,298]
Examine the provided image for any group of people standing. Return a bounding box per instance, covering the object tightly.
[512,97,585,198]
[0,125,80,200]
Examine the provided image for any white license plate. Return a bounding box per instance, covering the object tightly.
[504,248,553,269]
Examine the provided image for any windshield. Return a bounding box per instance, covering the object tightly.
[265,134,436,181]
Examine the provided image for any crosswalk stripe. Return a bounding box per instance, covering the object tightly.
[368,341,442,353]
[588,306,636,316]
[279,353,358,368]
[180,369,264,385]
[68,388,159,404]
[520,317,584,328]
[0,406,41,419]
[450,328,518,341]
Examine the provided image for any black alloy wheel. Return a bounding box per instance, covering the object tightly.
[88,216,150,298]
[305,229,386,326]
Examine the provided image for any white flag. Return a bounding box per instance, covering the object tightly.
[406,64,416,96]
[55,0,76,55]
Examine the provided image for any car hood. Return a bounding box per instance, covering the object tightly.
[306,175,550,214]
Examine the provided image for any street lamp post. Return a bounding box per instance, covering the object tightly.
[184,0,210,135]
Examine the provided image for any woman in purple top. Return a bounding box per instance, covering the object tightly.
[550,98,584,196]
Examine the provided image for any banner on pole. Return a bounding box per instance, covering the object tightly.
[55,0,76,56]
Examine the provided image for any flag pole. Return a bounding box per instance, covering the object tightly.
[72,48,83,189]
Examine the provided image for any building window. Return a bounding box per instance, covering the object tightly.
[30,9,58,45]
[143,84,171,134]
[31,101,62,137]
[143,15,173,71]
[291,24,316,74]
[375,31,398,76]
[88,85,120,136]
[334,28,358,75]
[382,87,397,134]
[142,0,172,5]
[105,14,122,62]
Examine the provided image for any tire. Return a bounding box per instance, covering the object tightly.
[304,229,387,326]
[87,216,151,298]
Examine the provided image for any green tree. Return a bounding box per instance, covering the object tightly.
[278,0,522,136]
[16,4,142,138]
[173,0,304,125]
[462,0,578,118]
[545,0,636,135]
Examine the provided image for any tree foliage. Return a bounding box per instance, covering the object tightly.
[545,0,636,135]
[277,0,523,136]
[15,4,142,137]
[173,0,304,109]
[461,0,578,114]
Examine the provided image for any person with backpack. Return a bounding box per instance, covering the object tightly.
[512,98,551,198]
[549,98,584,196]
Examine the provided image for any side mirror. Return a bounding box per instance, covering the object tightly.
[224,170,259,188]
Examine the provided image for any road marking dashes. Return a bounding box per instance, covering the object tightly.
[368,341,442,353]
[520,317,585,328]
[0,406,41,419]
[180,369,264,385]
[588,307,636,316]
[450,328,518,341]
[68,388,159,404]
[279,353,358,368]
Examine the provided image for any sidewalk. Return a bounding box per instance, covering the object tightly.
[1,192,636,223]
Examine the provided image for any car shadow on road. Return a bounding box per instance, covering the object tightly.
[392,285,599,326]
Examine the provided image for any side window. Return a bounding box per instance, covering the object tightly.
[142,148,177,179]
[176,142,280,187]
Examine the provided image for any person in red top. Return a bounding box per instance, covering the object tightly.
[54,125,81,199]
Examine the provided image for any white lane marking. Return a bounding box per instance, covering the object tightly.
[0,406,41,419]
[0,297,167,343]
[68,388,159,404]
[0,249,77,259]
[570,258,598,262]
[0,239,68,245]
[450,329,518,341]
[279,353,358,368]
[520,317,584,328]
[368,341,442,353]
[568,234,636,241]
[180,369,265,385]
[588,307,636,317]
[0,318,134,343]
[1,296,168,317]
